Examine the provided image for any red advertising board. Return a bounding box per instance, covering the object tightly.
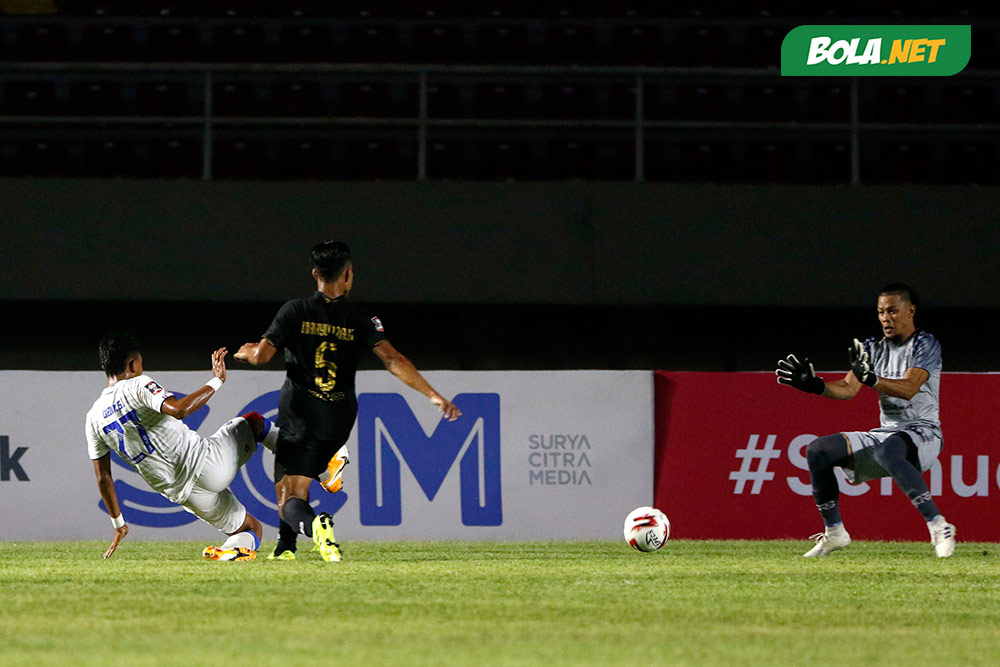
[654,371,999,542]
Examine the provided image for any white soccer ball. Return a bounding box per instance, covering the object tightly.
[623,506,670,552]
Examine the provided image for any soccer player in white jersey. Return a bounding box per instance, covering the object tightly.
[775,284,956,558]
[86,333,279,561]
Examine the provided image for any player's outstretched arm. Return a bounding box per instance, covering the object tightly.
[234,339,278,367]
[775,354,861,400]
[161,347,227,419]
[373,341,462,421]
[93,454,129,559]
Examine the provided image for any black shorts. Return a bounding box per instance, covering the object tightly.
[273,384,357,480]
[274,430,352,481]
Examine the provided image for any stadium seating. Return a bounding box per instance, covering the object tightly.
[68,80,122,115]
[82,138,136,177]
[17,139,69,176]
[0,7,991,183]
[147,25,203,61]
[2,80,59,115]
[136,80,194,115]
[81,24,136,60]
[277,138,333,179]
[147,137,201,178]
[279,24,332,62]
[213,81,258,116]
[15,24,69,61]
[476,24,531,63]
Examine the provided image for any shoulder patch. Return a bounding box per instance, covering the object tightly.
[144,380,165,396]
[371,316,384,332]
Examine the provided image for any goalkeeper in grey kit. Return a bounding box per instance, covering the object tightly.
[775,283,956,558]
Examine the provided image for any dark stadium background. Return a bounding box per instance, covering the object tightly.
[1,0,997,373]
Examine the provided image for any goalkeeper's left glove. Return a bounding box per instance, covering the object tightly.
[848,338,878,387]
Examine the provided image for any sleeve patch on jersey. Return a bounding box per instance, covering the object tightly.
[145,381,165,396]
[371,316,385,332]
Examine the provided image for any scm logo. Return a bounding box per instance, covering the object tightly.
[782,25,970,76]
[357,393,502,526]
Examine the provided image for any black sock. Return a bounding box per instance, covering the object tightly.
[874,433,940,522]
[275,519,298,553]
[807,434,851,527]
[281,497,316,538]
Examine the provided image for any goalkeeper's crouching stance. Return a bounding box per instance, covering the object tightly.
[775,283,956,558]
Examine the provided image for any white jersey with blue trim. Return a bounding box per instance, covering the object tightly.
[863,330,942,434]
[84,374,208,504]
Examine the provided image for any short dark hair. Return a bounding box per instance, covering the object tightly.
[879,282,919,307]
[311,240,352,281]
[99,332,142,377]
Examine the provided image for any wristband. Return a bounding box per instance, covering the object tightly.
[206,377,224,392]
[111,514,125,529]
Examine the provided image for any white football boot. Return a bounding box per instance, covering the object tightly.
[803,525,851,558]
[928,517,957,558]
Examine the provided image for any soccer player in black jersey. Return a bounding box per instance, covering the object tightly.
[235,241,461,561]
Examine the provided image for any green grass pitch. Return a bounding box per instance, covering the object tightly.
[1,540,998,666]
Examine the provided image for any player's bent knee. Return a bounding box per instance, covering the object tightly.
[806,434,849,471]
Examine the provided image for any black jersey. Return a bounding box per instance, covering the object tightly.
[263,292,387,444]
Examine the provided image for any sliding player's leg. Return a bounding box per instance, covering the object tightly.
[802,433,853,557]
[318,444,350,493]
[184,487,262,561]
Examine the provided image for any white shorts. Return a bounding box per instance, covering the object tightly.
[842,424,942,484]
[180,417,258,534]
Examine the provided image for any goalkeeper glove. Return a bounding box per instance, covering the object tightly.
[775,354,825,395]
[848,338,878,387]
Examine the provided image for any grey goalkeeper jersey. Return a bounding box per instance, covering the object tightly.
[863,330,941,434]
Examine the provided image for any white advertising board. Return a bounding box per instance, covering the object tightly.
[0,370,652,542]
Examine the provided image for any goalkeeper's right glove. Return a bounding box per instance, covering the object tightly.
[775,354,825,395]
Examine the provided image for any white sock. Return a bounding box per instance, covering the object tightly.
[220,530,259,551]
[927,515,946,530]
[260,423,279,452]
[826,522,847,536]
